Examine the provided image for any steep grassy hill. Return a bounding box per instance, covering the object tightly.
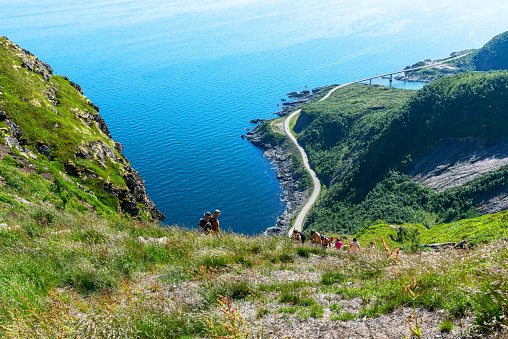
[286,71,508,234]
[1,200,508,338]
[0,36,164,222]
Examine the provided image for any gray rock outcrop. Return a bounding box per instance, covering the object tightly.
[92,113,110,137]
[35,143,51,160]
[20,48,53,82]
[409,136,508,192]
[123,166,166,222]
[409,135,508,215]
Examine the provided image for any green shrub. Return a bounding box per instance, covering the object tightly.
[278,252,294,263]
[438,319,453,333]
[296,247,310,258]
[308,304,324,318]
[331,312,358,321]
[278,306,296,314]
[321,271,345,285]
[31,208,55,225]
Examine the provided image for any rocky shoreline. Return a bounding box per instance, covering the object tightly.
[246,86,328,235]
[249,130,308,236]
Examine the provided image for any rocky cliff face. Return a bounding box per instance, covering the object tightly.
[409,136,508,192]
[408,135,508,215]
[0,36,165,222]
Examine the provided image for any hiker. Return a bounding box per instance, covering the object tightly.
[369,241,375,249]
[210,209,222,236]
[197,211,212,234]
[310,230,321,244]
[310,230,331,247]
[293,229,306,244]
[350,238,361,252]
[320,234,331,247]
[335,238,343,250]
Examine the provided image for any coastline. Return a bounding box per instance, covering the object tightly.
[247,87,326,235]
[246,51,465,235]
[247,131,308,236]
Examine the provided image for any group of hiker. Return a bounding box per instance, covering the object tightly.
[293,229,375,251]
[197,210,222,236]
[196,211,376,250]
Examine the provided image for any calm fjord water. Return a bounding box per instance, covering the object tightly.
[2,0,508,234]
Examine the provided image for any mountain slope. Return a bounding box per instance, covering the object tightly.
[0,36,164,221]
[295,71,508,233]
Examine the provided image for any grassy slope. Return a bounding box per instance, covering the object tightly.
[296,84,415,186]
[1,203,507,338]
[0,36,152,220]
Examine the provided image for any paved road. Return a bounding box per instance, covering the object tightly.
[285,81,351,235]
[285,53,469,235]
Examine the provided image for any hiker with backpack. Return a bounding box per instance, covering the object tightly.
[350,238,361,252]
[197,211,212,234]
[292,229,306,244]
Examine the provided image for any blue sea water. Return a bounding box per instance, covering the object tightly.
[1,0,508,234]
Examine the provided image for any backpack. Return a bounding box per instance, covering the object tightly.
[299,231,306,243]
[198,219,212,232]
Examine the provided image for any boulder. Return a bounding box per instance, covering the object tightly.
[4,136,23,151]
[21,60,34,72]
[100,141,116,161]
[23,148,37,160]
[5,119,23,139]
[454,239,472,249]
[35,143,51,160]
[114,142,124,152]
[76,145,93,160]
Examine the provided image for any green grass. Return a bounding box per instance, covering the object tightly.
[288,111,300,135]
[0,36,155,222]
[438,319,454,333]
[0,201,507,336]
[419,210,508,244]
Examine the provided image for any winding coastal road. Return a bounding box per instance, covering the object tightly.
[285,53,470,235]
[285,84,348,235]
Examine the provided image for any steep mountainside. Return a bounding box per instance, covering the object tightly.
[472,31,508,71]
[291,71,508,234]
[0,36,164,221]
